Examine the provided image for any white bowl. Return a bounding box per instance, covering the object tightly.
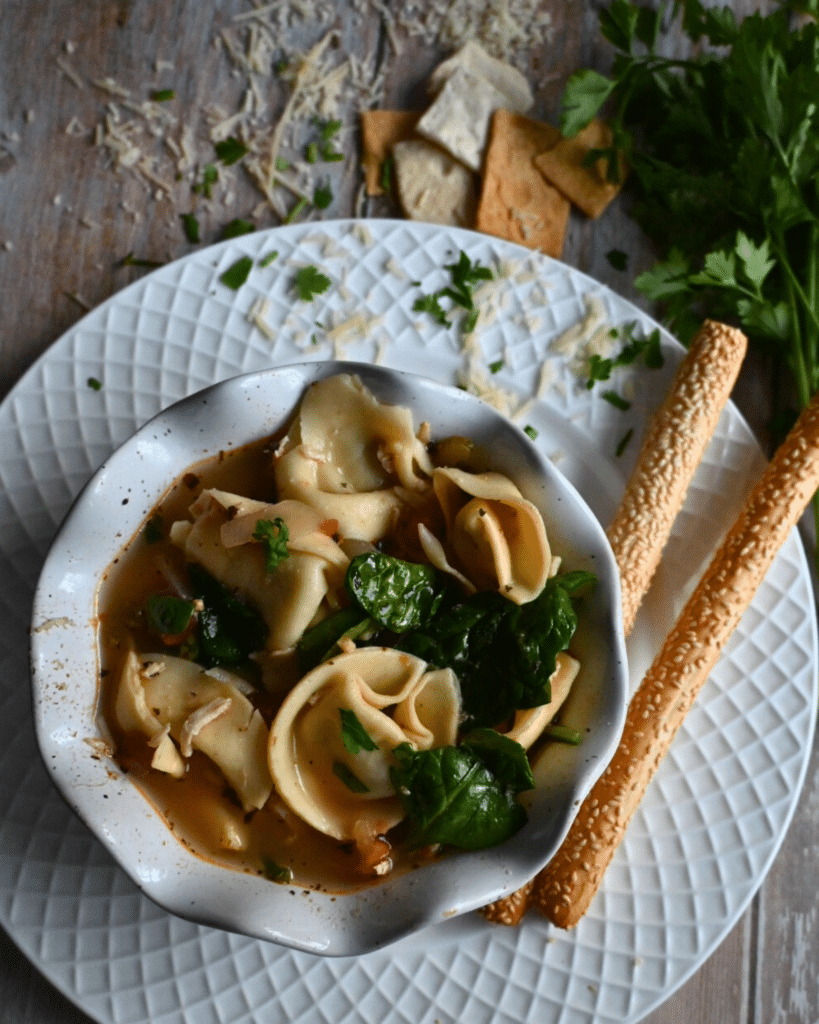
[31,361,628,956]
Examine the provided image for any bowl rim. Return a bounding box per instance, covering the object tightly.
[30,359,628,956]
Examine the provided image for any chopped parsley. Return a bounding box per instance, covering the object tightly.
[414,292,451,328]
[615,428,634,458]
[312,116,342,143]
[261,857,292,883]
[214,136,248,166]
[252,518,289,573]
[339,709,378,755]
[86,376,102,391]
[258,250,279,268]
[379,155,393,194]
[121,252,165,269]
[305,141,319,164]
[332,761,370,794]
[284,196,308,224]
[585,324,664,389]
[294,265,331,301]
[222,217,254,240]
[523,424,538,440]
[192,163,218,198]
[180,213,200,243]
[313,181,333,210]
[413,250,493,332]
[542,724,583,745]
[489,359,504,374]
[146,594,197,637]
[606,249,628,272]
[219,256,253,290]
[151,89,175,102]
[274,156,290,172]
[601,390,631,411]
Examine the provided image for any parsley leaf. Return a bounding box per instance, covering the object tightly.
[606,248,628,272]
[222,218,254,240]
[214,136,248,165]
[180,213,200,243]
[413,292,451,328]
[294,265,331,301]
[219,256,253,290]
[339,709,378,755]
[572,0,819,570]
[313,181,333,209]
[192,163,218,198]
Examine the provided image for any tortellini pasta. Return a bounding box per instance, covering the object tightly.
[115,653,272,811]
[268,648,460,844]
[274,374,434,541]
[170,489,349,651]
[432,467,551,603]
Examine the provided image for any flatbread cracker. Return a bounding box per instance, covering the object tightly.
[416,67,509,172]
[476,110,570,258]
[534,118,627,219]
[360,110,422,196]
[392,139,478,227]
[428,40,533,112]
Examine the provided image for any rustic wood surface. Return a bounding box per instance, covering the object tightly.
[0,2,815,1022]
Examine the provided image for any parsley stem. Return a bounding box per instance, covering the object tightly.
[773,238,819,396]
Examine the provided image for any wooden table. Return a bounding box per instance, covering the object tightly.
[0,2,814,1022]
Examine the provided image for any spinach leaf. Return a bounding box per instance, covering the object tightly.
[398,572,596,730]
[345,551,450,634]
[389,731,532,850]
[187,563,268,667]
[296,606,376,673]
[145,594,196,637]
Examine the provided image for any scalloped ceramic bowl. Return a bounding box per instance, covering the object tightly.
[31,360,628,956]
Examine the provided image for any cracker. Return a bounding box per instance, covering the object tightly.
[534,118,627,219]
[416,67,509,172]
[476,109,570,258]
[392,139,478,228]
[428,39,533,112]
[360,110,422,197]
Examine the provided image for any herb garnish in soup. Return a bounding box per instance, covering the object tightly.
[99,373,594,891]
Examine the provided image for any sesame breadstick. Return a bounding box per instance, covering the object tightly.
[608,319,747,636]
[534,386,819,928]
[482,319,747,927]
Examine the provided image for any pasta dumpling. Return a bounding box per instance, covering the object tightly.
[170,489,349,651]
[274,374,434,541]
[116,653,273,811]
[432,467,551,603]
[268,648,460,845]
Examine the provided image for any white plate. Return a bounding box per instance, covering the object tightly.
[1,219,815,1024]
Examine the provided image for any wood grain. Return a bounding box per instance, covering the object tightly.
[0,2,812,1023]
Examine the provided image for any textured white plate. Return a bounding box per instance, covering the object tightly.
[1,219,816,1023]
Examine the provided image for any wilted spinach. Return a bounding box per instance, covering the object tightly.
[398,571,596,730]
[390,728,534,850]
[187,563,268,667]
[345,551,451,634]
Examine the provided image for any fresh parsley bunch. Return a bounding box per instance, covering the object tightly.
[563,0,819,540]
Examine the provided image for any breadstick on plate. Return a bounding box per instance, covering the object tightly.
[481,319,747,927]
[608,319,747,635]
[534,387,819,928]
